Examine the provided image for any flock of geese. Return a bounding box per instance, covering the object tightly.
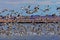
[0,5,60,16]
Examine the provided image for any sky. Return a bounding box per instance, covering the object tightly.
[0,0,60,16]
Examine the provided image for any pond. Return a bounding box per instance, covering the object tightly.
[0,23,60,40]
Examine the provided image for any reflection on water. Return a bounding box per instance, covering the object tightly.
[0,35,60,40]
[0,22,60,40]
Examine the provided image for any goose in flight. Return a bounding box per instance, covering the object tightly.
[56,7,60,10]
[41,5,50,12]
[32,5,39,13]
